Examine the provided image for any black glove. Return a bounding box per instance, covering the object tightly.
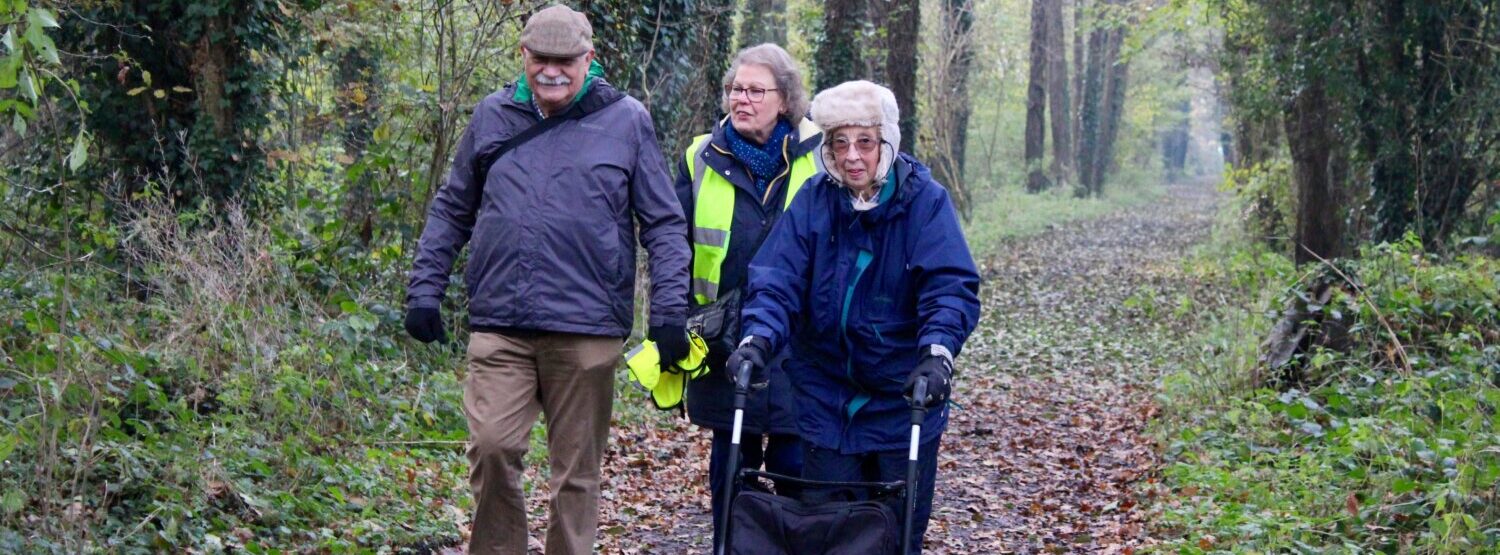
[649,324,691,373]
[404,306,447,343]
[724,336,771,388]
[903,354,953,408]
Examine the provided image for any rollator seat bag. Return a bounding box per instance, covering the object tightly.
[729,490,899,555]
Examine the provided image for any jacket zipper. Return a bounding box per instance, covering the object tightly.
[761,134,794,206]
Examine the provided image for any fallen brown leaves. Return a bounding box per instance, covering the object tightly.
[925,182,1217,554]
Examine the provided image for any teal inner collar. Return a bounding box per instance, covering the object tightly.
[512,60,605,107]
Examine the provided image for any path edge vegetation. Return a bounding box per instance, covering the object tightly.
[1147,183,1500,553]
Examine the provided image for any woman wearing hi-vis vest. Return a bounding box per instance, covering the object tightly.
[672,43,821,548]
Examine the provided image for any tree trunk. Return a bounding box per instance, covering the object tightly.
[190,18,235,140]
[694,0,736,129]
[1285,79,1341,265]
[738,0,786,48]
[1024,0,1050,193]
[1162,98,1190,183]
[1044,0,1072,187]
[885,0,920,154]
[817,0,867,90]
[1075,6,1107,196]
[1071,0,1086,161]
[935,0,976,219]
[335,46,381,246]
[1093,24,1128,195]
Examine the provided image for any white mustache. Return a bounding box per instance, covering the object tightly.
[535,75,572,86]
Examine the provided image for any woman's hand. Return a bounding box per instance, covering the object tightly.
[904,353,953,408]
[724,336,772,389]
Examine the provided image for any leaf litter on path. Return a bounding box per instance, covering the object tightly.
[503,182,1219,553]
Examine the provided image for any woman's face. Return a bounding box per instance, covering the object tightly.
[727,64,784,142]
[828,126,882,191]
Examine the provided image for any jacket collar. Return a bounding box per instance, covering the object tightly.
[500,61,616,118]
[707,116,821,156]
[700,116,824,195]
[511,60,606,104]
[831,153,919,224]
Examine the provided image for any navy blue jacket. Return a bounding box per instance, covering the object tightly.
[407,78,690,336]
[673,117,820,434]
[741,154,981,454]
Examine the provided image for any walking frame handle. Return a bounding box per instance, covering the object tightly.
[909,378,929,416]
[733,360,753,399]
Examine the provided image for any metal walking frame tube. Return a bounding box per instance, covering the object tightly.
[715,360,754,555]
[902,378,929,555]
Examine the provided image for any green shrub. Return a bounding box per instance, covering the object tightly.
[1220,159,1293,255]
[1154,236,1500,553]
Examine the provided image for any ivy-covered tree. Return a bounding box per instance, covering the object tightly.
[1214,0,1500,250]
[815,0,865,90]
[580,0,731,158]
[59,0,310,209]
[886,0,919,154]
[738,0,786,48]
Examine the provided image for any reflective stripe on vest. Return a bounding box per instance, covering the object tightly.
[686,121,819,305]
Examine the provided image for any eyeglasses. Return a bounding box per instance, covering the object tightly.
[724,85,779,103]
[828,137,881,155]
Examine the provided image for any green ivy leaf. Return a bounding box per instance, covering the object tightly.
[24,24,59,65]
[0,55,17,88]
[1,28,15,53]
[28,8,60,29]
[18,69,35,101]
[10,111,23,136]
[67,130,88,172]
[1391,477,1418,494]
[0,432,14,461]
[0,490,22,516]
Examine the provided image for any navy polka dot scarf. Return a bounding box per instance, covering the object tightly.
[725,119,794,199]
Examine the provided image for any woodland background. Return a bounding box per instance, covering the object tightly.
[0,0,1496,552]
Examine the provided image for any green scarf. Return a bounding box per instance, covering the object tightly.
[512,60,606,110]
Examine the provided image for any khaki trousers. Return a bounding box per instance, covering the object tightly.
[463,331,621,555]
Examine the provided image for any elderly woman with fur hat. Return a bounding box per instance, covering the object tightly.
[726,80,981,553]
[673,43,822,547]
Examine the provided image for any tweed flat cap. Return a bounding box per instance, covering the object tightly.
[521,5,593,58]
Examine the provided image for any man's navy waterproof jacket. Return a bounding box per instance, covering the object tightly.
[741,154,981,454]
[408,78,690,336]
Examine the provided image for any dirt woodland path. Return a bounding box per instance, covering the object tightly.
[500,181,1220,554]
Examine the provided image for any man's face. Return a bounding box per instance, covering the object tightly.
[523,47,593,115]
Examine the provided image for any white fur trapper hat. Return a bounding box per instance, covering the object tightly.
[809,80,899,186]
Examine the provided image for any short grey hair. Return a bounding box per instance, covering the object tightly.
[720,43,810,124]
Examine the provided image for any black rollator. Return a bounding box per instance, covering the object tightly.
[716,360,929,555]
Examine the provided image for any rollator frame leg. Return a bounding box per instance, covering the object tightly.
[902,378,929,555]
[714,360,754,555]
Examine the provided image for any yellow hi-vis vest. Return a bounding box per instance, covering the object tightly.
[685,119,820,305]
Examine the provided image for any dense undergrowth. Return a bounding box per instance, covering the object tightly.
[1153,211,1500,552]
[0,197,478,552]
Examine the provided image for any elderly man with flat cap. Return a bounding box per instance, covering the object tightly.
[403,5,691,554]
